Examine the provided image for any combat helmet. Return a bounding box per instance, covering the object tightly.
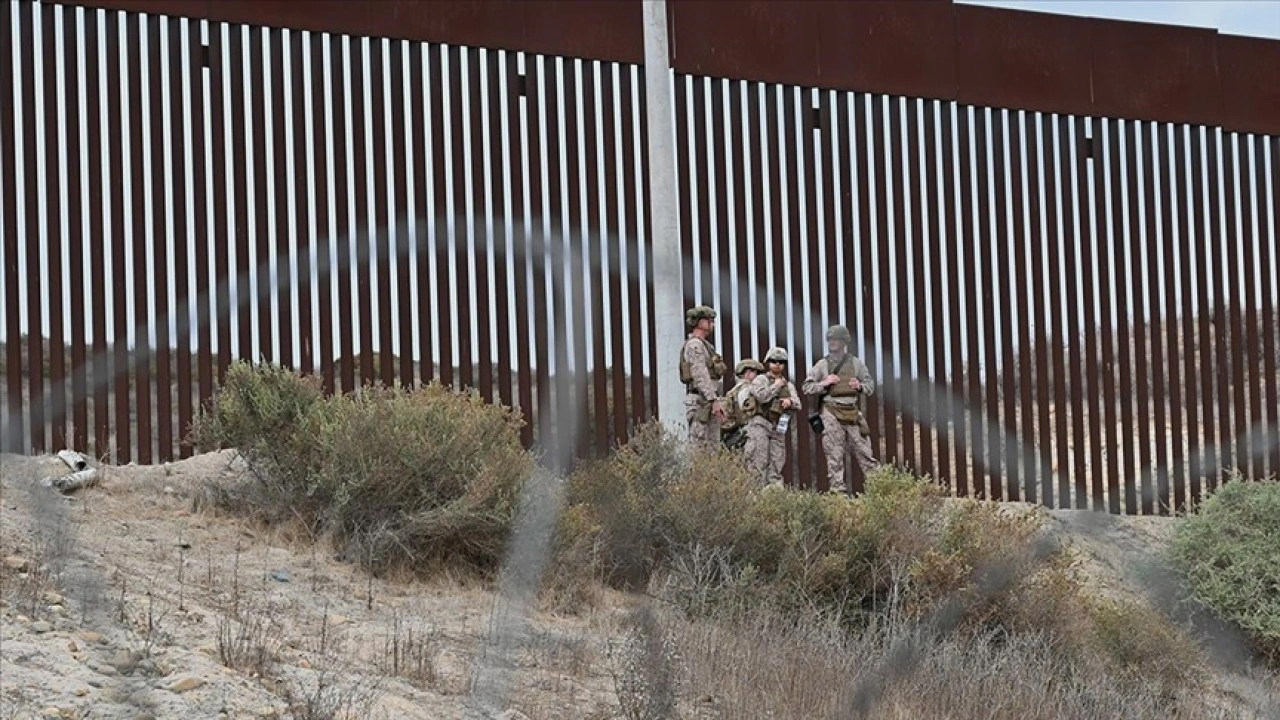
[825,325,853,344]
[685,305,717,328]
[764,346,789,363]
[735,358,765,375]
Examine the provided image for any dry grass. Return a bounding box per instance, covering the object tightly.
[672,606,1245,720]
[217,603,283,679]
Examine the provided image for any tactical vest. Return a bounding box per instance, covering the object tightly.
[679,338,725,386]
[826,355,860,398]
[720,381,758,430]
[760,379,794,424]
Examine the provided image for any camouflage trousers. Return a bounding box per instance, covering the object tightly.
[820,408,879,494]
[744,417,786,487]
[685,396,722,452]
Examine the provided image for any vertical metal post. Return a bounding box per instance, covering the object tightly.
[642,0,686,434]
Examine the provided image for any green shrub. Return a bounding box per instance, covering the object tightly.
[193,362,532,578]
[1173,477,1280,661]
[553,422,1080,631]
[192,361,325,485]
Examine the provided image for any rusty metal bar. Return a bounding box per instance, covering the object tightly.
[248,27,272,368]
[127,12,152,464]
[43,4,68,453]
[889,96,914,474]
[1206,126,1231,496]
[1165,124,1189,510]
[209,22,232,386]
[974,106,997,499]
[22,2,46,455]
[168,16,193,457]
[292,30,315,381]
[106,9,132,463]
[1098,118,1121,513]
[1264,137,1280,479]
[991,108,1015,502]
[486,49,511,409]
[68,10,92,453]
[577,59,607,456]
[1239,134,1262,482]
[953,104,978,498]
[312,30,336,393]
[146,13,172,460]
[1223,132,1250,482]
[1025,112,1053,507]
[927,100,952,490]
[1009,110,1034,503]
[908,99,934,483]
[87,8,111,457]
[621,66,647,427]
[504,50,535,446]
[351,37,374,385]
[2,0,23,453]
[270,28,293,372]
[1043,115,1069,509]
[370,38,394,387]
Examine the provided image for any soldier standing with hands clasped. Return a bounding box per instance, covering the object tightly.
[745,347,801,488]
[803,325,880,494]
[680,305,728,451]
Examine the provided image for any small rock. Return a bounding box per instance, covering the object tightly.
[134,714,156,720]
[67,640,80,653]
[16,615,30,624]
[196,643,217,656]
[163,486,175,495]
[326,614,348,627]
[95,664,118,677]
[269,569,291,583]
[40,708,61,719]
[296,658,311,669]
[255,708,279,718]
[48,604,66,615]
[77,630,105,644]
[167,676,204,693]
[32,620,52,633]
[110,650,138,672]
[2,556,29,572]
[42,591,64,605]
[74,688,89,697]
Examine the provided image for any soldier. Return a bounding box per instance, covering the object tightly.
[721,359,764,450]
[745,347,801,488]
[803,325,879,494]
[680,305,727,451]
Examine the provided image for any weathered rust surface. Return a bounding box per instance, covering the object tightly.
[61,0,1279,132]
[954,5,1092,117]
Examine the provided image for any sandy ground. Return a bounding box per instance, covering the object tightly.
[0,451,625,720]
[0,451,1275,719]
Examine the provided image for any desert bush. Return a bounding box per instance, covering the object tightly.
[554,423,1081,632]
[193,362,532,578]
[1173,476,1280,662]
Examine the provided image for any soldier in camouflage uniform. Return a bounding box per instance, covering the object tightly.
[680,305,727,451]
[802,325,879,494]
[745,347,801,488]
[721,359,764,450]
